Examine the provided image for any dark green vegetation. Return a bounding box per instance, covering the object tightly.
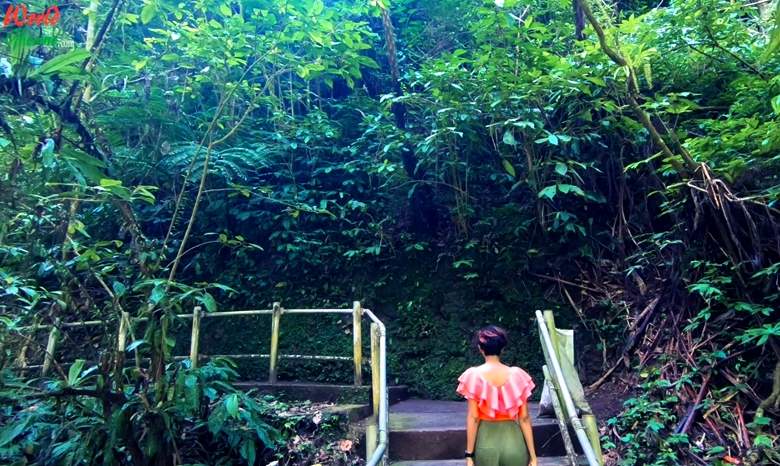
[1,0,779,464]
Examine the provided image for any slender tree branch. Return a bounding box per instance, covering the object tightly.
[579,0,699,174]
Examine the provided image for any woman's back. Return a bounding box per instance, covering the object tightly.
[473,362,512,387]
[458,325,538,466]
[457,364,534,420]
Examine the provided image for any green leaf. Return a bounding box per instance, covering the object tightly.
[0,416,30,447]
[555,162,568,176]
[68,359,86,385]
[584,76,606,87]
[754,434,774,447]
[502,131,517,146]
[356,55,380,69]
[30,49,90,78]
[0,137,10,149]
[225,393,239,418]
[63,151,106,182]
[112,281,127,297]
[547,134,559,146]
[140,3,157,24]
[208,405,227,434]
[198,292,217,313]
[311,0,325,15]
[240,441,256,465]
[99,178,123,188]
[149,285,165,305]
[126,340,147,352]
[538,185,557,200]
[771,95,780,115]
[752,416,772,426]
[556,184,585,197]
[502,159,516,177]
[646,418,664,432]
[219,3,232,16]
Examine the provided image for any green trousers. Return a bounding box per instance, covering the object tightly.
[474,420,529,466]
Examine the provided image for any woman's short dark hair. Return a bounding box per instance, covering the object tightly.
[474,325,508,356]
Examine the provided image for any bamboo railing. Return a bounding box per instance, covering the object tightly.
[12,302,390,465]
[17,303,368,383]
[536,309,603,466]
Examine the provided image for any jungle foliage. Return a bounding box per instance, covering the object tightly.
[1,0,779,464]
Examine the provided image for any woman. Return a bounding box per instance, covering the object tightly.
[457,325,538,466]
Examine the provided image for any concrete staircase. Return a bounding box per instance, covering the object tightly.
[238,383,585,465]
[381,399,584,466]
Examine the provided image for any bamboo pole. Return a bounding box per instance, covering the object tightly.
[365,421,378,461]
[543,366,579,466]
[268,302,282,383]
[536,311,601,466]
[583,414,604,465]
[114,311,129,381]
[125,312,142,370]
[41,319,60,377]
[544,310,572,418]
[353,301,363,386]
[189,306,202,369]
[543,310,559,354]
[117,312,129,353]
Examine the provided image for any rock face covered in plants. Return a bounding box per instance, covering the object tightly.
[1,0,779,464]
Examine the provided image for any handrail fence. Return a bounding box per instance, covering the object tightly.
[11,301,389,466]
[536,309,603,466]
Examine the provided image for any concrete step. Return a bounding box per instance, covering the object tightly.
[236,381,409,404]
[378,399,582,461]
[392,458,587,466]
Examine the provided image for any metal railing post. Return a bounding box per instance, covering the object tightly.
[370,322,381,416]
[353,301,363,386]
[365,309,388,466]
[189,306,203,369]
[268,302,282,383]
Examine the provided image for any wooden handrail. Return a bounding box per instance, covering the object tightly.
[11,301,391,464]
[11,302,376,384]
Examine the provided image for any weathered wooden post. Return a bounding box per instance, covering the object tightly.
[370,323,381,416]
[353,301,363,386]
[268,302,282,383]
[189,306,203,369]
[41,319,60,377]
